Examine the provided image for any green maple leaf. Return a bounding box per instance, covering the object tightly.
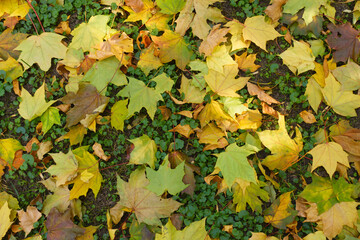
[146,161,188,196]
[111,99,129,131]
[155,218,207,239]
[41,107,61,134]
[128,135,157,169]
[15,32,67,71]
[18,83,56,121]
[214,143,257,188]
[119,74,173,119]
[156,0,185,15]
[69,15,110,52]
[152,30,193,70]
[232,181,269,212]
[82,56,127,94]
[300,175,355,214]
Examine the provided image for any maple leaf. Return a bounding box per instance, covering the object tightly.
[232,181,269,212]
[303,231,326,240]
[88,32,133,63]
[225,19,250,52]
[146,160,188,195]
[152,30,192,70]
[197,122,228,150]
[81,56,127,93]
[46,151,78,186]
[257,115,303,170]
[137,44,163,75]
[114,168,182,225]
[300,176,355,214]
[283,0,334,25]
[0,56,23,80]
[214,143,257,188]
[169,124,194,138]
[56,124,88,146]
[205,64,249,97]
[319,202,359,239]
[156,0,185,15]
[155,218,207,239]
[264,192,297,229]
[123,0,154,24]
[61,83,109,128]
[111,99,129,131]
[197,99,233,127]
[18,83,56,121]
[15,32,67,71]
[0,28,27,60]
[42,186,71,215]
[0,138,24,168]
[332,135,360,157]
[321,74,360,117]
[45,208,85,240]
[332,60,360,91]
[309,141,349,178]
[41,107,61,135]
[279,40,315,75]
[69,147,103,199]
[242,16,282,51]
[146,12,172,32]
[119,74,173,119]
[128,134,157,169]
[327,22,360,62]
[206,45,236,73]
[199,24,229,57]
[0,0,30,19]
[176,75,206,104]
[18,206,42,236]
[69,15,110,52]
[235,52,261,72]
[0,202,13,239]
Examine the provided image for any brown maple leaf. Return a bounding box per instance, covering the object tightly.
[327,23,360,62]
[45,208,85,240]
[61,83,109,128]
[0,28,27,60]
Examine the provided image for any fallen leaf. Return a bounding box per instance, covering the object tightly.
[123,0,154,24]
[156,0,185,14]
[18,83,56,121]
[199,24,229,56]
[0,26,27,60]
[37,141,53,160]
[225,19,250,51]
[257,115,303,170]
[242,15,282,51]
[15,32,67,71]
[250,232,280,240]
[247,82,280,105]
[332,135,360,156]
[155,218,207,239]
[232,180,269,212]
[128,135,157,169]
[235,52,261,72]
[0,202,13,239]
[137,44,163,75]
[61,83,109,127]
[332,60,360,91]
[54,21,71,35]
[46,208,85,240]
[18,206,42,236]
[111,99,129,131]
[41,107,61,134]
[92,143,110,161]
[327,22,360,62]
[265,0,287,22]
[264,192,297,229]
[69,15,110,52]
[299,110,316,124]
[261,102,279,118]
[0,138,24,168]
[169,124,194,138]
[46,151,78,187]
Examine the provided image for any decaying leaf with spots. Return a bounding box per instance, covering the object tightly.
[0,28,27,60]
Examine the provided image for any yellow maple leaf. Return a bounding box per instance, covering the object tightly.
[0,202,13,239]
[197,100,233,128]
[242,15,282,51]
[250,232,280,240]
[279,40,315,75]
[225,19,250,52]
[257,115,303,170]
[309,142,349,178]
[319,201,359,239]
[123,0,154,24]
[0,0,30,19]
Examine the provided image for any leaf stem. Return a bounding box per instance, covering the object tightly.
[25,0,45,33]
[26,13,39,35]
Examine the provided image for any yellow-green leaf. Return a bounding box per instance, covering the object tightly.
[111,99,129,131]
[0,138,23,167]
[129,135,157,169]
[46,151,79,186]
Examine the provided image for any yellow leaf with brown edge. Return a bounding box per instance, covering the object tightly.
[257,115,303,170]
[123,0,154,24]
[235,52,261,72]
[319,201,358,239]
[0,138,24,168]
[264,0,287,22]
[264,192,297,229]
[199,24,229,57]
[309,142,349,178]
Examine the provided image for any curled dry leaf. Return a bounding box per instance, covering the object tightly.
[299,110,316,124]
[18,206,42,236]
[265,0,288,22]
[247,82,280,105]
[92,142,110,161]
[261,102,279,118]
